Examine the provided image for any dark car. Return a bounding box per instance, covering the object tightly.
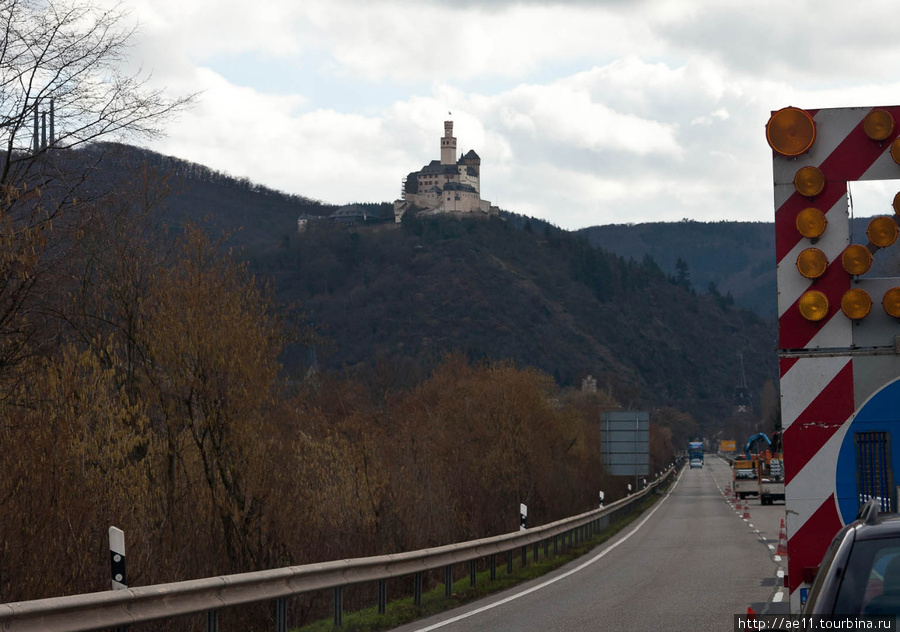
[803,500,900,616]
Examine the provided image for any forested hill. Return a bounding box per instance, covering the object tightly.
[99,144,778,430]
[579,221,777,318]
[252,215,777,431]
[578,218,900,319]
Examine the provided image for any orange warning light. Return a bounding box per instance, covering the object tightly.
[864,109,895,141]
[799,290,829,322]
[767,107,816,157]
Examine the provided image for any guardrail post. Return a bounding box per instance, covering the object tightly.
[414,572,423,606]
[507,550,513,573]
[544,539,549,557]
[334,587,343,627]
[276,597,287,632]
[521,545,526,568]
[553,535,558,556]
[533,541,538,562]
[379,579,387,614]
[444,566,452,597]
[469,559,476,586]
[207,610,218,632]
[490,554,496,580]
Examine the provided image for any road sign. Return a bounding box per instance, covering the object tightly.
[600,411,649,476]
[769,105,900,612]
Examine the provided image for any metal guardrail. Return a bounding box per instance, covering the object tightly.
[0,467,677,632]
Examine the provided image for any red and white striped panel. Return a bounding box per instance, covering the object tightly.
[773,106,900,612]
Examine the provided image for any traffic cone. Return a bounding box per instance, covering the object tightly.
[747,606,756,621]
[742,500,751,520]
[776,518,788,557]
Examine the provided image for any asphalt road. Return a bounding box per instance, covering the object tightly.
[389,456,789,632]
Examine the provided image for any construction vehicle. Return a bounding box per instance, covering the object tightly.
[742,432,772,459]
[758,453,785,505]
[688,441,704,468]
[732,457,758,499]
[731,433,775,499]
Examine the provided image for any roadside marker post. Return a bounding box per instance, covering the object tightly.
[109,526,127,590]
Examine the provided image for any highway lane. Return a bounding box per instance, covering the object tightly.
[389,457,787,632]
[707,454,790,610]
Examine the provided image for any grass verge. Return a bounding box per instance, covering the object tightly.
[293,479,673,632]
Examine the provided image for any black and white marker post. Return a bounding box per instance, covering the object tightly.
[109,526,127,590]
[519,503,527,531]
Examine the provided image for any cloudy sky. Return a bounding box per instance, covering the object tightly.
[115,0,900,230]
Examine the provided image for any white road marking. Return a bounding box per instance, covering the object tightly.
[773,591,784,602]
[406,468,686,632]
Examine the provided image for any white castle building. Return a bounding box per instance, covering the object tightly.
[393,121,497,222]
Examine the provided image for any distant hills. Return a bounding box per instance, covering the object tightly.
[579,221,777,318]
[97,144,785,431]
[579,217,900,320]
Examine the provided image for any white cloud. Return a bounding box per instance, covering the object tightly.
[115,0,900,230]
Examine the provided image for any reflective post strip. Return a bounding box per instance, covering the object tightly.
[109,527,126,590]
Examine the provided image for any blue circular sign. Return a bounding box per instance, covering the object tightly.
[836,378,900,525]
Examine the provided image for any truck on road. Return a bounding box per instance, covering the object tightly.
[688,441,704,468]
[757,455,785,505]
[732,457,758,499]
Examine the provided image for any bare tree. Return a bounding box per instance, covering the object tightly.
[0,0,192,180]
[0,0,192,395]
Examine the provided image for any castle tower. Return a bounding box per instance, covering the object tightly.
[441,120,457,165]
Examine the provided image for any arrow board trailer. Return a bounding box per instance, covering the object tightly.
[768,105,900,613]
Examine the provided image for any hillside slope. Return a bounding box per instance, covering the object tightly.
[579,217,900,319]
[254,215,778,429]
[579,221,777,318]
[89,143,779,430]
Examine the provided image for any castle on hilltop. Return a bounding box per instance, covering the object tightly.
[393,121,498,222]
